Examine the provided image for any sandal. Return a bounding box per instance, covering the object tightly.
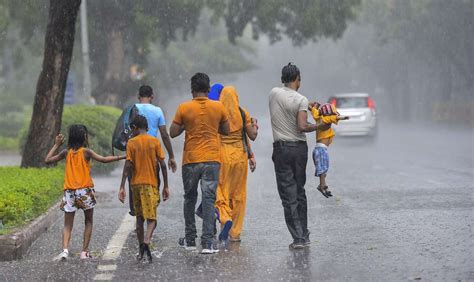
[137,243,145,261]
[144,243,152,263]
[80,251,92,260]
[323,186,333,197]
[317,185,329,198]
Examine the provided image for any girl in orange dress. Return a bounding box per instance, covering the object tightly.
[45,124,125,260]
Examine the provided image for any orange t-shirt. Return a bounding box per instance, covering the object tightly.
[64,148,94,190]
[173,97,229,165]
[126,134,165,187]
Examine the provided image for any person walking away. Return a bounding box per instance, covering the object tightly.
[118,115,169,263]
[310,102,349,198]
[268,63,331,249]
[170,73,230,254]
[45,125,125,260]
[214,86,258,243]
[126,85,176,216]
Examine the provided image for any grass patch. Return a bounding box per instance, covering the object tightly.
[0,166,63,234]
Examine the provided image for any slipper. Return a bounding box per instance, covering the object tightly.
[317,185,329,198]
[80,251,92,260]
[322,185,333,197]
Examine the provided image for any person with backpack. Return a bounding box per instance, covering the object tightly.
[113,85,177,216]
[214,86,258,244]
[170,73,230,254]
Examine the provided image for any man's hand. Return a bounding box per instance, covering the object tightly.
[249,157,256,172]
[168,158,177,173]
[118,186,126,203]
[162,187,170,201]
[55,134,65,146]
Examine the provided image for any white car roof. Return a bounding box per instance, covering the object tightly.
[333,93,369,98]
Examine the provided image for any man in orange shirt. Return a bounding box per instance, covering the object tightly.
[170,73,230,254]
[118,115,169,263]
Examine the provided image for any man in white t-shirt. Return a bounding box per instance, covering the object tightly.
[269,63,330,249]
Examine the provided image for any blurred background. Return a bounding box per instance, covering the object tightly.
[0,0,472,154]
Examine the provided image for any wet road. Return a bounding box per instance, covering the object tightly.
[0,119,472,281]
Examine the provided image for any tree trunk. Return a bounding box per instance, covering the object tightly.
[92,27,126,107]
[21,0,81,168]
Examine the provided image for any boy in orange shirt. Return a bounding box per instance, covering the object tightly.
[118,115,169,263]
[310,102,349,198]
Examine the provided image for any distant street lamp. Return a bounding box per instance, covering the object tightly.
[80,0,94,104]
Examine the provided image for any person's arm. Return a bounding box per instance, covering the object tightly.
[118,160,132,203]
[45,134,67,164]
[85,149,125,163]
[158,125,177,172]
[218,120,230,136]
[245,117,258,141]
[159,158,169,201]
[170,122,184,138]
[297,111,331,133]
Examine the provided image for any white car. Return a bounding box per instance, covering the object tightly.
[328,93,377,137]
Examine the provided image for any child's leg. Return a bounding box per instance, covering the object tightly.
[63,212,75,250]
[136,216,145,244]
[319,173,327,188]
[82,208,94,252]
[144,219,157,244]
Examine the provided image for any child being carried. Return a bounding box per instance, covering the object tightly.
[309,102,349,198]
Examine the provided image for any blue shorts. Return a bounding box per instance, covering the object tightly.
[313,145,329,176]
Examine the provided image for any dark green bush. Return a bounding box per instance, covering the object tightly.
[0,166,63,233]
[21,105,122,174]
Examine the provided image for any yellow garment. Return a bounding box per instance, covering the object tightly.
[132,184,160,220]
[215,142,248,238]
[311,107,339,144]
[219,87,252,143]
[215,86,251,238]
[173,97,229,165]
[64,148,94,190]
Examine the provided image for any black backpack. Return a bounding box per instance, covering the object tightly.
[111,104,139,154]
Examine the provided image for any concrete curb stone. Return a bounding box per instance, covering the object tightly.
[0,201,61,261]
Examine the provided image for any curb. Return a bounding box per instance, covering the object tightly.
[0,201,61,261]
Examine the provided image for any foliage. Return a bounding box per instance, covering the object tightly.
[20,105,122,174]
[0,166,63,233]
[207,0,361,45]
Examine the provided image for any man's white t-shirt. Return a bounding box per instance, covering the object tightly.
[269,87,309,142]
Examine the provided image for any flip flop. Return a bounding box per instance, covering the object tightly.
[317,185,329,198]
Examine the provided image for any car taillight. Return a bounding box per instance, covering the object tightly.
[330,98,337,107]
[367,97,375,110]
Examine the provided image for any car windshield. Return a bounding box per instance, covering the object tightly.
[336,97,368,108]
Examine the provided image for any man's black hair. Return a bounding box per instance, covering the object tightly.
[281,62,301,83]
[190,72,210,93]
[130,115,148,130]
[138,85,153,98]
[68,124,89,150]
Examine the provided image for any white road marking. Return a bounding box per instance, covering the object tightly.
[93,213,135,281]
[101,214,135,260]
[93,273,114,281]
[97,264,117,271]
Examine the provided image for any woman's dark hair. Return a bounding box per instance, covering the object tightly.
[68,124,89,149]
[139,85,153,97]
[281,62,300,83]
[190,72,210,93]
[130,115,148,130]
